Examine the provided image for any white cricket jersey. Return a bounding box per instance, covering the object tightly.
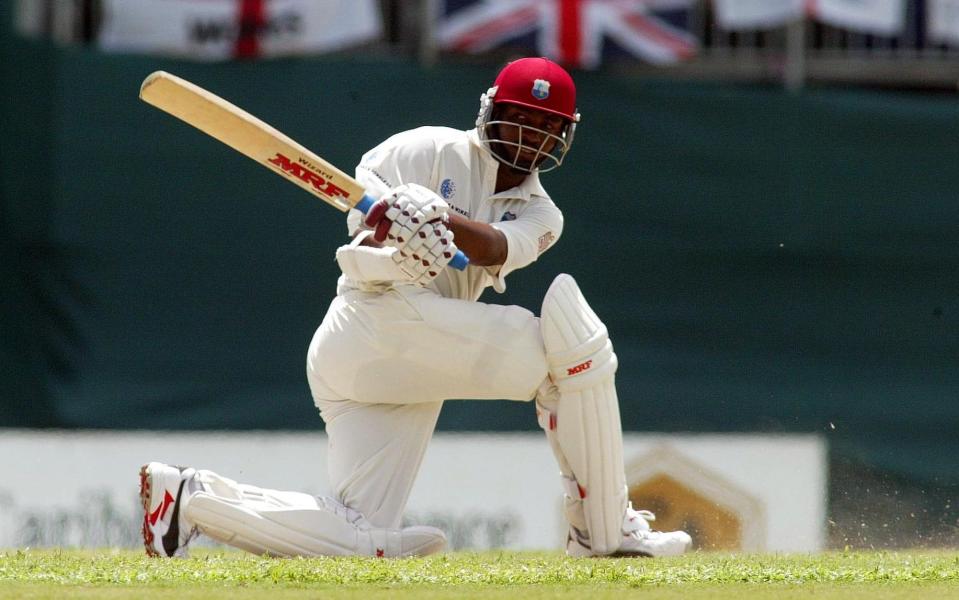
[341,126,564,301]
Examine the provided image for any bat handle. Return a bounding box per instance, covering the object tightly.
[354,194,469,271]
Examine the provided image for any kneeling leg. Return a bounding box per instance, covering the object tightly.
[181,470,446,557]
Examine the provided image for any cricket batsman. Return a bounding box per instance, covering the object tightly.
[140,57,693,559]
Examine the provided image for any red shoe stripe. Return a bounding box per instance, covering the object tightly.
[148,491,175,526]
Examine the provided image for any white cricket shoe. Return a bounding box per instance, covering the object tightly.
[139,462,200,558]
[566,504,692,558]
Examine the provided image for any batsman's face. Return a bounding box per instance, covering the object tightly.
[490,104,567,171]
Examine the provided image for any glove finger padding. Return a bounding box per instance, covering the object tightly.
[392,183,450,217]
[392,222,457,286]
[370,183,450,247]
[387,208,429,247]
[418,202,448,223]
[409,223,454,263]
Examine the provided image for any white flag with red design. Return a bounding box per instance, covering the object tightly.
[437,0,698,69]
[711,0,803,30]
[807,0,906,36]
[927,0,959,44]
[97,0,382,60]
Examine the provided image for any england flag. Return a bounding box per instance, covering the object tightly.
[97,0,382,60]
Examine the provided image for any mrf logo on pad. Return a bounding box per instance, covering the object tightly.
[567,359,592,376]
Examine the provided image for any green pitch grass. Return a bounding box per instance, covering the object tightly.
[1,549,957,599]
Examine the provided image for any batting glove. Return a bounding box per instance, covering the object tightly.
[364,183,450,247]
[392,220,458,286]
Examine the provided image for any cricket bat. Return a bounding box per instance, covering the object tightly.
[139,71,468,270]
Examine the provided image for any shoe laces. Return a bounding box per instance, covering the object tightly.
[624,502,656,534]
[320,496,368,528]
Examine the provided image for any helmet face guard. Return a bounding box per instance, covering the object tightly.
[478,98,576,173]
[475,58,581,174]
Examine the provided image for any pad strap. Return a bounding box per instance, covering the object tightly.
[535,401,556,431]
[548,336,618,393]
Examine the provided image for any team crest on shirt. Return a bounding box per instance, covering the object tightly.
[537,231,555,254]
[440,178,456,200]
[531,79,550,100]
[500,211,517,221]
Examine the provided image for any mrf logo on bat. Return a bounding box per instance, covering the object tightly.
[268,152,349,199]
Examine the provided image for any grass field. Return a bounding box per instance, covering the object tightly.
[1,549,957,599]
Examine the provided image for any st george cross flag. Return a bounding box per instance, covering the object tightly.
[97,0,382,60]
[807,0,906,36]
[712,0,803,30]
[437,0,698,69]
[926,0,959,45]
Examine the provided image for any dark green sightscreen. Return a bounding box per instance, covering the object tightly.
[2,23,959,488]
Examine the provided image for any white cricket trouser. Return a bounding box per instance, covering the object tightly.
[306,285,549,528]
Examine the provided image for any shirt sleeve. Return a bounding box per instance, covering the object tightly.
[347,129,438,236]
[487,198,564,292]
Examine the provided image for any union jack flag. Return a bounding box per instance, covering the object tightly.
[437,0,698,69]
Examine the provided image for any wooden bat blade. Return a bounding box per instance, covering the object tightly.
[139,70,367,212]
[139,71,468,270]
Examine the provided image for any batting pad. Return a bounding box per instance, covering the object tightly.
[540,273,627,555]
[182,477,445,557]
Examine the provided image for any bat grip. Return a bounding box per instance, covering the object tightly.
[354,194,469,271]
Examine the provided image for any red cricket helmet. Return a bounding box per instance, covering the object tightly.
[491,57,577,122]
